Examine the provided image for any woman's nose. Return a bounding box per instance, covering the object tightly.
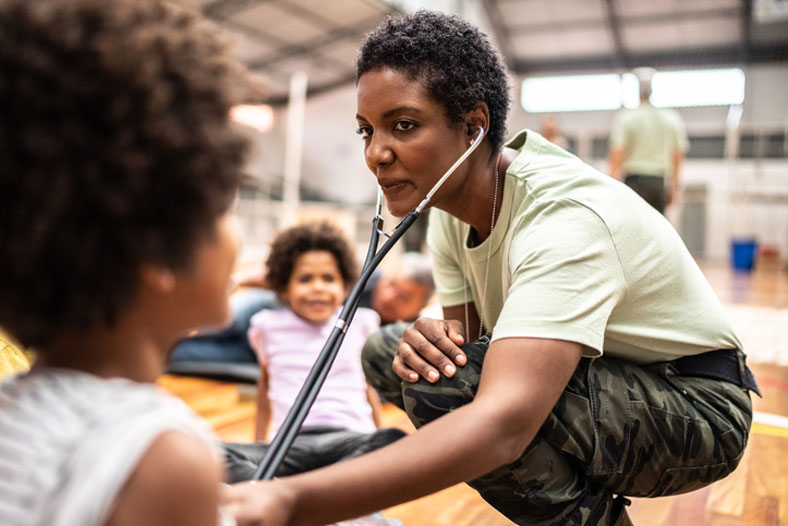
[366,134,394,168]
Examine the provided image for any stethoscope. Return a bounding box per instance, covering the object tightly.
[253,125,486,480]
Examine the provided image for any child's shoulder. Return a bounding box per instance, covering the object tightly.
[250,306,303,330]
[0,368,218,526]
[1,368,207,433]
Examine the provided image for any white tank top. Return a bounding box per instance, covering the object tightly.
[0,367,220,526]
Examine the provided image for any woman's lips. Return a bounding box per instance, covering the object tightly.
[379,179,408,195]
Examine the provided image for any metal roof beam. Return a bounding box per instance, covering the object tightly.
[508,7,740,33]
[266,72,358,106]
[603,0,625,69]
[479,0,517,70]
[247,15,386,70]
[512,43,788,74]
[741,0,753,62]
[203,0,272,20]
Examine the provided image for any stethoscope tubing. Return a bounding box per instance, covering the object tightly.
[253,126,486,481]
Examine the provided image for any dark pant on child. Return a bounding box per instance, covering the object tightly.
[224,426,406,482]
[361,326,754,526]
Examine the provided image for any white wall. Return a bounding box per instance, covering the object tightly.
[244,56,788,264]
[509,64,788,137]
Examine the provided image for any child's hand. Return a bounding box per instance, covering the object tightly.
[220,479,296,526]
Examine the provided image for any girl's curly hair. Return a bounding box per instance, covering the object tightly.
[265,223,359,298]
[0,0,252,347]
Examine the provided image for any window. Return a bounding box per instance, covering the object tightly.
[686,136,726,159]
[521,69,745,113]
[740,132,787,159]
[591,137,609,159]
[764,132,786,158]
[647,69,745,108]
[521,74,624,113]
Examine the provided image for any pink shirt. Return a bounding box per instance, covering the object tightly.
[248,307,380,436]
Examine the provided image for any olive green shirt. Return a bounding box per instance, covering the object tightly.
[427,129,740,364]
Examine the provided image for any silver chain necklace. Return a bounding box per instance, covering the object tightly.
[463,158,500,342]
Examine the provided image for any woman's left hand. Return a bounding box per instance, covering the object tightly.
[393,316,467,382]
[220,479,296,526]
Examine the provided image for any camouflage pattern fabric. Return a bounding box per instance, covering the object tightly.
[361,329,753,526]
[361,321,413,411]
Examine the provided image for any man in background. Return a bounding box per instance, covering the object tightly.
[608,67,689,214]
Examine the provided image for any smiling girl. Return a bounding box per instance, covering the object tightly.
[222,222,405,482]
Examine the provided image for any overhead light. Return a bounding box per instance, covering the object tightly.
[230,104,274,132]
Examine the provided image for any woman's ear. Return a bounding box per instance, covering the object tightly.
[463,102,490,139]
[139,263,177,295]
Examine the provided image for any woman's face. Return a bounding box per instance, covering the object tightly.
[356,67,468,217]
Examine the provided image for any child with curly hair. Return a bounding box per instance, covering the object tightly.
[0,0,254,524]
[223,222,405,482]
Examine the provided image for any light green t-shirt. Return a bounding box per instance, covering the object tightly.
[427,129,740,364]
[609,102,688,178]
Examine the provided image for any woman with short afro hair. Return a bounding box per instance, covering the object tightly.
[223,10,756,526]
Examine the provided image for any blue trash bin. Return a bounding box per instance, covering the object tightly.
[730,238,757,272]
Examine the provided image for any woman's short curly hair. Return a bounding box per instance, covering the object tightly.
[357,10,511,150]
[0,0,252,348]
[265,223,359,298]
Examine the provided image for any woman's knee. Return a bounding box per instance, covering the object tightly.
[401,335,489,428]
[361,323,409,409]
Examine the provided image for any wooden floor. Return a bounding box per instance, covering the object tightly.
[159,259,788,525]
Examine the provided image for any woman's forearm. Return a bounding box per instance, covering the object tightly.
[284,396,532,526]
[282,337,582,526]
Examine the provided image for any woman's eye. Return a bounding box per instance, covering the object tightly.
[394,121,415,132]
[356,126,371,139]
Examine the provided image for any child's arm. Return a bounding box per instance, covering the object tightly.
[255,367,271,441]
[365,383,384,428]
[105,430,222,526]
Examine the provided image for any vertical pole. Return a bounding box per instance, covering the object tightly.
[281,71,308,228]
[726,103,745,242]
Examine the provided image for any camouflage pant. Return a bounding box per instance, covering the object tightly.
[362,324,753,526]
